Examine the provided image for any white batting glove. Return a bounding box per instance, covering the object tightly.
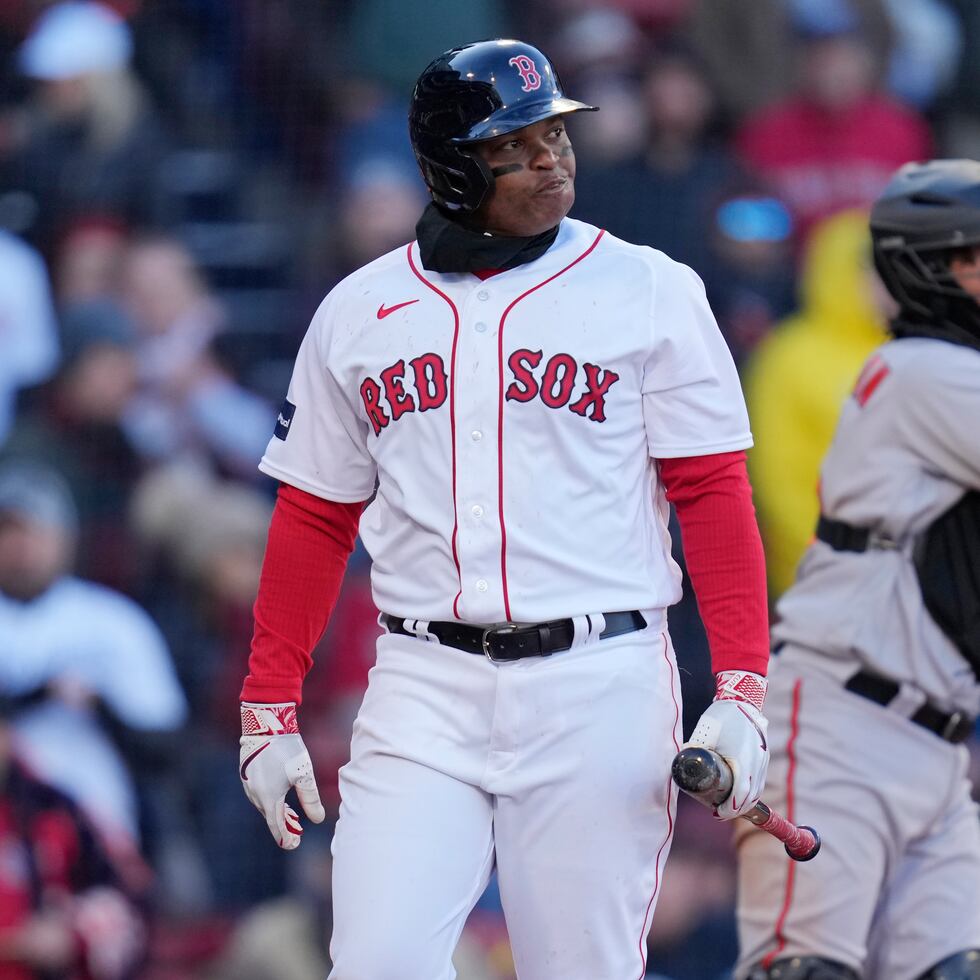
[240,701,325,850]
[684,670,769,820]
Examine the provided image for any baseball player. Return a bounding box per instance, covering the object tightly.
[238,39,772,979]
[735,160,980,980]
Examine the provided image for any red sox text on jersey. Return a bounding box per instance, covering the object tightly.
[359,350,621,435]
[259,218,754,626]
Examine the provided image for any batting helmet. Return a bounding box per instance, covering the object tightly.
[408,39,597,213]
[871,159,980,336]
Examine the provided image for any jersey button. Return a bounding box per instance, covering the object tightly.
[470,430,482,442]
[474,321,487,333]
[477,290,490,301]
[471,505,484,518]
[476,579,488,593]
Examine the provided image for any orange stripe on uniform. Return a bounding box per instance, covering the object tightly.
[762,677,804,969]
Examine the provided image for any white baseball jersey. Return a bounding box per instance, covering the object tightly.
[738,336,980,979]
[260,217,752,626]
[773,336,980,716]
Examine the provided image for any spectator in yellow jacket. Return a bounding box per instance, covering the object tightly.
[744,208,893,598]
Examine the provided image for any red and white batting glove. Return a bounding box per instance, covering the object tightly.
[239,702,325,850]
[684,670,769,820]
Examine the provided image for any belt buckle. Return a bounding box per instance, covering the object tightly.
[867,530,900,551]
[481,622,521,662]
[941,710,966,742]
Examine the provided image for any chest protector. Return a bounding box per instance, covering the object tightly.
[913,490,980,680]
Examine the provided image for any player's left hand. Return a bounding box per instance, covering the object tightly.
[239,701,325,850]
[684,670,769,820]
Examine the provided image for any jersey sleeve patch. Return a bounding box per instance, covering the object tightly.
[274,399,297,440]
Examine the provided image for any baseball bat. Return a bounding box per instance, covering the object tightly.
[671,746,820,862]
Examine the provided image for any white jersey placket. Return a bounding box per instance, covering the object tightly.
[452,278,508,624]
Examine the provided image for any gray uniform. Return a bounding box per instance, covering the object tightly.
[736,336,980,979]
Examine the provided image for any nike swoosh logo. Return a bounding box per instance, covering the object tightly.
[240,741,271,781]
[730,775,754,815]
[731,784,751,813]
[377,300,419,319]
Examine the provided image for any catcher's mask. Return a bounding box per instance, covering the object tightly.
[408,38,597,213]
[871,158,980,338]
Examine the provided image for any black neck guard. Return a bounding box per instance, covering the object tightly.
[415,202,560,274]
[891,314,980,355]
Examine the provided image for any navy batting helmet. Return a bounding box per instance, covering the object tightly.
[871,159,980,336]
[408,39,597,213]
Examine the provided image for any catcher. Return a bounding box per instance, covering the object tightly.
[736,160,980,980]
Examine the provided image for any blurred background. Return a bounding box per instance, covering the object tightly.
[0,1,978,977]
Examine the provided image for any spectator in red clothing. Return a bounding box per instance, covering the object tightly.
[0,701,146,980]
[735,11,931,245]
[53,216,129,307]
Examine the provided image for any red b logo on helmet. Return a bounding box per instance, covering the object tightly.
[509,55,542,93]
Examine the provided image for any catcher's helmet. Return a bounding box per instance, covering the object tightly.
[871,159,980,335]
[408,39,597,212]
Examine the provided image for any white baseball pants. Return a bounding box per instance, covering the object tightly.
[735,651,980,980]
[327,616,681,980]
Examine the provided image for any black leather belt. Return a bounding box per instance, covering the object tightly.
[844,669,974,743]
[816,515,900,552]
[382,610,647,662]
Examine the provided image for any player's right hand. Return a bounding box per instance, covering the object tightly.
[239,701,325,850]
[684,670,770,821]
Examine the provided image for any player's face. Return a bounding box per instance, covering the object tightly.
[471,116,576,237]
[0,515,72,601]
[949,245,980,303]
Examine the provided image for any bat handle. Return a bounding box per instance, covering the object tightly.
[671,747,821,863]
[742,801,821,862]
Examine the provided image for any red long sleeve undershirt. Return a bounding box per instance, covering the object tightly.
[241,450,769,704]
[658,450,770,676]
[240,484,365,704]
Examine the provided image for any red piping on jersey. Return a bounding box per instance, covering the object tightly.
[762,678,804,969]
[495,229,605,619]
[636,632,681,979]
[407,242,464,617]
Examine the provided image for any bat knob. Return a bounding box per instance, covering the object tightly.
[786,825,821,862]
[671,746,723,795]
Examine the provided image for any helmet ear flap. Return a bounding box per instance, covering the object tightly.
[875,237,972,317]
[874,244,943,320]
[417,144,495,212]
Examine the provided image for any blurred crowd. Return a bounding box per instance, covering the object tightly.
[0,1,979,978]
